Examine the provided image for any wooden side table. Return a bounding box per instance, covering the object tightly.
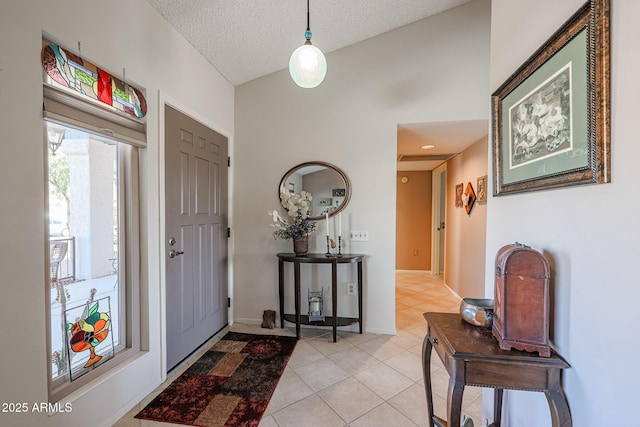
[422,312,571,427]
[277,253,364,342]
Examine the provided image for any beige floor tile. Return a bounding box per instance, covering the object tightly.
[293,357,349,392]
[308,334,356,356]
[406,342,425,357]
[463,385,483,402]
[400,305,419,319]
[327,345,380,375]
[383,350,424,381]
[317,377,383,423]
[387,329,424,350]
[266,370,315,413]
[354,362,413,400]
[396,295,418,307]
[432,392,449,421]
[402,321,429,338]
[462,392,483,427]
[430,352,445,370]
[286,340,325,369]
[387,383,431,426]
[139,420,175,426]
[258,414,279,427]
[112,411,141,427]
[337,330,378,345]
[356,335,405,361]
[429,366,453,401]
[349,402,418,427]
[271,395,345,427]
[228,322,255,334]
[298,326,333,339]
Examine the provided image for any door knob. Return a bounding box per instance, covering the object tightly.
[168,249,184,258]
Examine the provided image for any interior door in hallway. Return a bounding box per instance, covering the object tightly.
[432,164,446,275]
[437,169,446,274]
[165,105,228,371]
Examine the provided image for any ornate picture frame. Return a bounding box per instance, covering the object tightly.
[463,182,476,215]
[477,175,487,203]
[455,183,463,208]
[491,0,610,196]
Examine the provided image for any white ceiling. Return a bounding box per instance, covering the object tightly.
[397,120,489,171]
[146,0,486,170]
[146,0,473,86]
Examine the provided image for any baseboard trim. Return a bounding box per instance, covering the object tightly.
[233,318,396,336]
[396,269,433,274]
[443,282,463,301]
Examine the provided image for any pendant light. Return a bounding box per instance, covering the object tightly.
[289,0,327,88]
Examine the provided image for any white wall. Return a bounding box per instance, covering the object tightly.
[0,1,233,426]
[234,1,491,333]
[488,0,640,425]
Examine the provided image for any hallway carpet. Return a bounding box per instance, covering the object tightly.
[135,332,297,427]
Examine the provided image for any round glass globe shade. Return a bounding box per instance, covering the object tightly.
[289,44,327,88]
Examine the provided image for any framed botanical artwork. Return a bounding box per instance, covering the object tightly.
[455,183,463,208]
[491,0,610,196]
[477,175,487,203]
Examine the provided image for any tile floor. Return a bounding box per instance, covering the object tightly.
[114,271,483,427]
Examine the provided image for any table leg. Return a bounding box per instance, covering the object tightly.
[446,378,464,427]
[494,388,503,426]
[294,261,301,339]
[545,389,572,427]
[331,260,337,342]
[357,260,363,334]
[278,259,285,329]
[422,331,435,427]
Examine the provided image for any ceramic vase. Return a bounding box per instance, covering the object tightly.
[293,235,309,256]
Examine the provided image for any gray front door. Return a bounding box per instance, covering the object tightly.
[165,105,228,371]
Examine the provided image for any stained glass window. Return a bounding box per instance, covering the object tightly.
[42,41,147,119]
[65,297,115,381]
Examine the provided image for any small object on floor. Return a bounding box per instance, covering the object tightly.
[261,309,276,329]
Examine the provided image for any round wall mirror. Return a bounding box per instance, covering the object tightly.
[278,161,351,221]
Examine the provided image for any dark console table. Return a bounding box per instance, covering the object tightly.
[422,312,571,427]
[277,253,365,342]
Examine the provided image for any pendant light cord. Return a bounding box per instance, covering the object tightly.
[307,0,310,32]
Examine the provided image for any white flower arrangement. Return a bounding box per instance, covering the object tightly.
[268,191,317,239]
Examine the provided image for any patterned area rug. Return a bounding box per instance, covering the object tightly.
[135,332,297,427]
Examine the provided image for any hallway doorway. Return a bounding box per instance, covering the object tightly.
[432,163,447,275]
[395,119,489,321]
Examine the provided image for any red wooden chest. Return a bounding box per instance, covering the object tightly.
[492,243,551,357]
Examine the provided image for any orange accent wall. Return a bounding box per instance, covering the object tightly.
[396,171,432,270]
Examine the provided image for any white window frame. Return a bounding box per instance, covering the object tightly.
[44,114,143,403]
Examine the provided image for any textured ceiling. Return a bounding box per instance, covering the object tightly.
[146,0,472,86]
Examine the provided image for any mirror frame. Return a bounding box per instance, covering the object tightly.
[278,161,352,221]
